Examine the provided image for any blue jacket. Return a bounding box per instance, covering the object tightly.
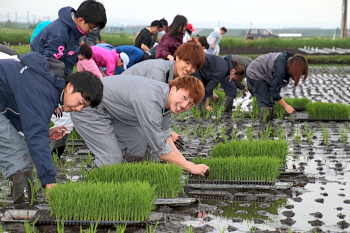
[0,52,66,186]
[193,54,236,99]
[96,43,144,74]
[30,7,84,76]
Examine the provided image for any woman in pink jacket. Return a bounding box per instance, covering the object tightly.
[77,43,129,77]
[156,15,187,61]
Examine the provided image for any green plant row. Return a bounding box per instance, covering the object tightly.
[48,181,156,221]
[85,161,184,197]
[306,102,350,119]
[192,157,281,181]
[252,97,310,116]
[213,89,225,105]
[211,139,288,162]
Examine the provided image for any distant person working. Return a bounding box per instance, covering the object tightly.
[206,27,227,55]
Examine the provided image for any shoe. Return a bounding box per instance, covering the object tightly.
[258,107,274,122]
[52,145,65,158]
[51,134,69,158]
[9,171,33,206]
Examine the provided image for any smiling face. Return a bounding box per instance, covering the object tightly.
[63,83,91,112]
[174,56,196,77]
[166,86,194,114]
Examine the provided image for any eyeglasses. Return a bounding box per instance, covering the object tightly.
[88,24,99,31]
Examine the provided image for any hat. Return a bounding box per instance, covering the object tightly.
[119,52,129,70]
[187,23,195,32]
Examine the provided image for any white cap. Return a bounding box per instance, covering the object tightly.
[119,52,129,70]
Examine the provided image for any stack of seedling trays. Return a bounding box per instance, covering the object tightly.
[188,140,293,190]
[289,101,350,122]
[67,139,86,146]
[34,162,190,227]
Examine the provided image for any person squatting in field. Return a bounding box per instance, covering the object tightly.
[0,51,103,206]
[246,52,309,121]
[71,75,210,177]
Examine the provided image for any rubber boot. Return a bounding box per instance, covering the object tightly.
[223,97,234,113]
[51,133,69,158]
[259,107,274,122]
[9,171,33,206]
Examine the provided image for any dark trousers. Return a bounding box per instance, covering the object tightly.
[247,77,274,107]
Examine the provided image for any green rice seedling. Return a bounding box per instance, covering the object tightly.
[80,221,98,233]
[115,223,127,233]
[322,125,330,146]
[173,123,180,134]
[53,151,59,167]
[184,225,194,233]
[274,97,311,115]
[260,123,272,140]
[193,124,199,138]
[85,161,184,197]
[304,123,314,146]
[1,184,6,208]
[340,124,349,146]
[246,126,253,140]
[249,111,258,123]
[57,221,65,233]
[213,89,225,105]
[277,125,286,140]
[220,123,228,142]
[146,221,159,233]
[231,128,239,141]
[23,216,39,233]
[252,97,259,116]
[86,152,93,165]
[306,102,350,119]
[0,223,3,232]
[49,181,156,221]
[211,139,288,163]
[192,157,282,181]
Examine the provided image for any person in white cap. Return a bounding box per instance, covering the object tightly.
[77,43,129,77]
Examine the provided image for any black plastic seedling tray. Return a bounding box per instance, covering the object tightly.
[288,113,350,122]
[188,178,276,186]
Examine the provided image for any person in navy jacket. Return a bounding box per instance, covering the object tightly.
[0,52,103,206]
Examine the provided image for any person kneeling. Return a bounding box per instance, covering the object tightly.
[71,75,209,176]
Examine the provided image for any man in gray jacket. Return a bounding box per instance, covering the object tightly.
[71,75,210,176]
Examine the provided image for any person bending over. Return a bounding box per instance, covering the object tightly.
[71,75,209,177]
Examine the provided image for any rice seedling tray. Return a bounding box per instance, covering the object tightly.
[1,210,37,223]
[188,178,276,186]
[280,169,304,175]
[74,149,94,156]
[67,139,85,146]
[154,197,198,206]
[288,113,350,122]
[186,181,293,190]
[30,210,162,226]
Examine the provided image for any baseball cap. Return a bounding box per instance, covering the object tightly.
[187,23,195,32]
[119,52,129,70]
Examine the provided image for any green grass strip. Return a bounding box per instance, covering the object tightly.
[48,181,156,221]
[306,102,350,119]
[192,157,281,181]
[253,97,310,116]
[85,161,184,197]
[211,139,288,163]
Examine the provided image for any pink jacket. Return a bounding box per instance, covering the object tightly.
[91,46,119,76]
[77,59,103,78]
[156,26,184,60]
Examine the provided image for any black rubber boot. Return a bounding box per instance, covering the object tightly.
[51,133,69,158]
[223,97,234,113]
[9,171,33,206]
[258,107,274,122]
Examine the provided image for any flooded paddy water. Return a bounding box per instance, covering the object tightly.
[0,65,349,232]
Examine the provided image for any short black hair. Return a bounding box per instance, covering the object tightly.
[65,71,103,107]
[220,27,227,32]
[75,0,107,29]
[79,43,93,59]
[198,36,209,49]
[160,18,168,27]
[150,20,163,28]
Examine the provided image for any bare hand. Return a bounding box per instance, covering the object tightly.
[49,126,68,140]
[211,44,214,50]
[45,183,56,199]
[243,88,248,96]
[212,92,218,103]
[171,131,179,142]
[285,105,295,114]
[167,55,174,61]
[186,164,210,177]
[205,104,213,112]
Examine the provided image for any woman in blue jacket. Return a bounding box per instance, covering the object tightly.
[96,43,144,74]
[246,52,309,121]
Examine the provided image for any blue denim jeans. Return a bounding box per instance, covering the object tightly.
[0,114,33,179]
[247,77,275,107]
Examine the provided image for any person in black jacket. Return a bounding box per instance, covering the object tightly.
[193,54,246,112]
[246,52,309,121]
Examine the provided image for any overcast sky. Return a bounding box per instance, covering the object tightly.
[0,0,348,29]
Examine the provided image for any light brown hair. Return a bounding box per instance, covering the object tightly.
[231,60,245,82]
[168,75,205,105]
[287,54,309,86]
[174,43,205,70]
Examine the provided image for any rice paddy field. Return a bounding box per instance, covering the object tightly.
[0,60,350,233]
